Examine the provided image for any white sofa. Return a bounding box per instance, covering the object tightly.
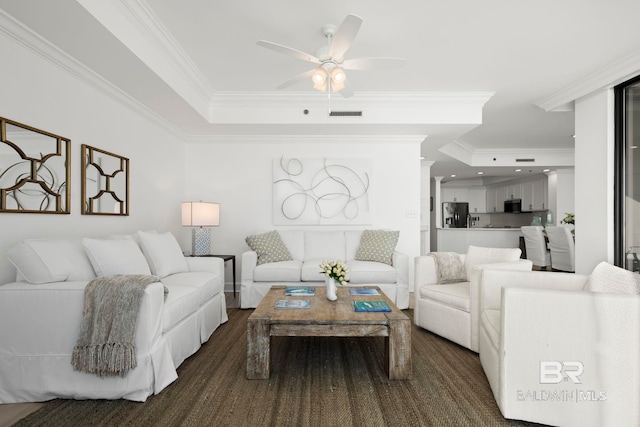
[479,264,640,427]
[0,231,228,403]
[241,229,409,309]
[414,246,532,352]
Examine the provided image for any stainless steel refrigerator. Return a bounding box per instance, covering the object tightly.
[442,202,469,228]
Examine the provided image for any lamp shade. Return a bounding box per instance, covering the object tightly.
[182,202,220,227]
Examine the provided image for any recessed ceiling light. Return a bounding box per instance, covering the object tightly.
[515,169,522,172]
[572,134,576,138]
[450,174,456,177]
[631,146,638,149]
[420,156,425,159]
[543,169,550,172]
[477,171,484,175]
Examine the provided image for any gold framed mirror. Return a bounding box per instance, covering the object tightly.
[81,144,129,215]
[0,117,71,214]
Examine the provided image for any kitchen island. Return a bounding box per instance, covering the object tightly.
[436,227,523,253]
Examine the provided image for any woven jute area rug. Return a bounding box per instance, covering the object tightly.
[15,309,541,427]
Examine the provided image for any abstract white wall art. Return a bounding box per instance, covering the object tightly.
[273,157,372,225]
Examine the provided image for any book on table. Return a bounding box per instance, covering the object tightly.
[349,288,380,295]
[352,300,392,312]
[284,286,316,296]
[275,299,310,309]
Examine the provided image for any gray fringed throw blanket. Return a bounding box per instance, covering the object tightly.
[428,252,467,284]
[71,274,161,378]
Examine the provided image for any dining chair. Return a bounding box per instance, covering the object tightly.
[545,225,575,272]
[520,226,551,270]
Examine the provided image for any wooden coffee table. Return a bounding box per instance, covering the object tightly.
[246,285,411,380]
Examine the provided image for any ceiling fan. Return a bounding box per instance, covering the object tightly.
[257,14,405,98]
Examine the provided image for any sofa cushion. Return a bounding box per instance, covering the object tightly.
[277,230,304,261]
[137,231,188,278]
[345,230,364,260]
[585,261,640,294]
[162,283,201,333]
[83,237,152,276]
[162,271,223,302]
[355,230,399,265]
[301,259,325,282]
[346,260,397,284]
[8,238,96,284]
[419,282,471,312]
[245,230,293,265]
[108,230,156,245]
[8,242,68,284]
[481,309,501,349]
[463,245,521,281]
[304,231,346,261]
[254,260,302,282]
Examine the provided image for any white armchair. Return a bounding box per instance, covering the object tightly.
[414,245,532,352]
[479,264,640,427]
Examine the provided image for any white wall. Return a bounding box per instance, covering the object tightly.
[574,89,615,272]
[0,31,186,284]
[555,169,575,225]
[185,136,422,289]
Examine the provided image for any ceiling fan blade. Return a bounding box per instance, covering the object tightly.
[276,68,317,90]
[257,40,320,64]
[342,57,406,70]
[329,14,362,61]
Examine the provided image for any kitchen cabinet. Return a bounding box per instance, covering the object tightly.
[522,178,547,211]
[441,188,469,203]
[486,188,499,212]
[468,188,486,213]
[504,184,521,200]
[495,187,506,212]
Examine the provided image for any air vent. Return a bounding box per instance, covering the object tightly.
[329,111,363,117]
[515,158,535,162]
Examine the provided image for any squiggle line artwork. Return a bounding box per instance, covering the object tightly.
[273,157,371,225]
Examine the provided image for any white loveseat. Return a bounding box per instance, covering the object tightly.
[414,246,532,352]
[241,229,409,309]
[0,231,228,403]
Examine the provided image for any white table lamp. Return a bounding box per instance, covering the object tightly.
[182,201,220,256]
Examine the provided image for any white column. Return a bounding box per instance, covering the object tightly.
[574,89,615,272]
[420,162,435,255]
[432,176,444,251]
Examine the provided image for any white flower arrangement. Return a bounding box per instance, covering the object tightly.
[319,260,350,285]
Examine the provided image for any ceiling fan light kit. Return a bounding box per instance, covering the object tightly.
[256,14,405,98]
[311,63,346,93]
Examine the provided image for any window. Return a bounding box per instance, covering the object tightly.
[614,76,640,271]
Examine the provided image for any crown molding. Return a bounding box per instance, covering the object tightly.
[185,134,427,144]
[536,48,640,112]
[0,8,186,139]
[77,0,214,120]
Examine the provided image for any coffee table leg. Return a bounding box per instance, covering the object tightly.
[386,313,412,379]
[247,315,270,379]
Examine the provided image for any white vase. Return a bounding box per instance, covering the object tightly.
[325,277,338,301]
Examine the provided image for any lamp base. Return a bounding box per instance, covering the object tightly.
[192,228,211,256]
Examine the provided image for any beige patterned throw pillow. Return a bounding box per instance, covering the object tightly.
[355,230,400,265]
[245,230,293,265]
